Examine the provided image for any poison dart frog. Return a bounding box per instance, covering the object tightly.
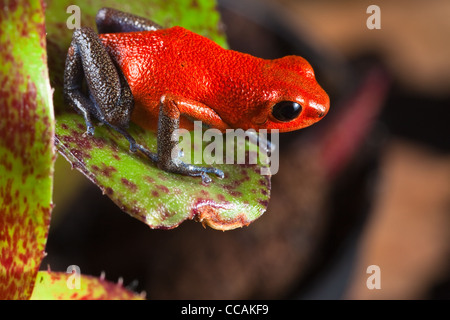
[64,7,329,183]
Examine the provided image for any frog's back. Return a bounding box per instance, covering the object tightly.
[99,26,267,110]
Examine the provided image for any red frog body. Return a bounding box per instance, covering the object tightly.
[99,26,329,132]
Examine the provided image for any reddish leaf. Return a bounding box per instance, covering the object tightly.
[0,0,54,299]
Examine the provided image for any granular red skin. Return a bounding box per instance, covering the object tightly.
[99,26,329,132]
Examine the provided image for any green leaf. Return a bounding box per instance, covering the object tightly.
[0,0,55,299]
[47,0,271,230]
[30,271,144,300]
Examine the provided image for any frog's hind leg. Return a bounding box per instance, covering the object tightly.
[96,7,163,33]
[63,26,158,162]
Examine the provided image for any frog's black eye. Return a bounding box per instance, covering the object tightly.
[272,101,302,122]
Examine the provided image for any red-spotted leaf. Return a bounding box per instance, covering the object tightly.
[30,271,144,300]
[0,0,55,299]
[47,0,271,230]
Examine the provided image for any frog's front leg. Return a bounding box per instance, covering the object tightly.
[157,95,226,183]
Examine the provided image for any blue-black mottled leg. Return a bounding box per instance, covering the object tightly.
[63,26,158,163]
[100,120,158,163]
[95,7,163,33]
[63,34,97,136]
[157,97,224,184]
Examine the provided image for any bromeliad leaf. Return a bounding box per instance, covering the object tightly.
[56,115,271,230]
[30,271,144,300]
[0,0,55,299]
[47,0,271,230]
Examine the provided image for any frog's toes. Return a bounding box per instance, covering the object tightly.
[83,125,95,137]
[135,144,158,163]
[210,167,224,179]
[200,167,224,180]
[200,172,212,184]
[129,143,137,153]
[199,168,223,184]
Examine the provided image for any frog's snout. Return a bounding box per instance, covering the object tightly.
[309,99,329,121]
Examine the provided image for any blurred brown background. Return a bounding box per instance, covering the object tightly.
[43,0,450,299]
